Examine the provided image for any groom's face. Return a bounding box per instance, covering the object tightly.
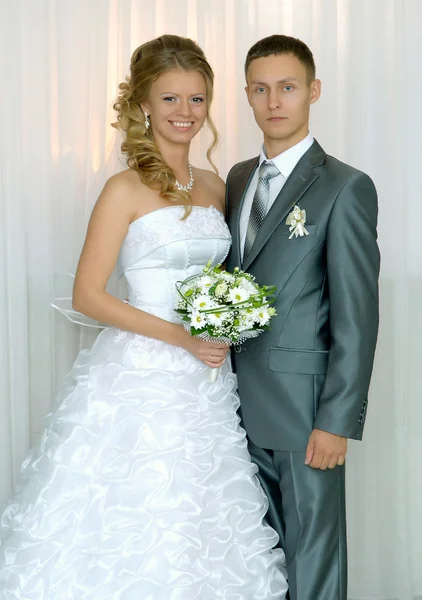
[245,53,320,151]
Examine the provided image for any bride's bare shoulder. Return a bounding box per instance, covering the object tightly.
[104,169,146,194]
[87,169,150,227]
[196,168,225,193]
[194,168,226,213]
[99,169,154,217]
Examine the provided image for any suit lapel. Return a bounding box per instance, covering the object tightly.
[242,141,326,271]
[228,157,258,267]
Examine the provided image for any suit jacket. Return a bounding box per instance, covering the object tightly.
[226,140,380,452]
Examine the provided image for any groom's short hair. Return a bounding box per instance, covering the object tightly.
[245,35,316,84]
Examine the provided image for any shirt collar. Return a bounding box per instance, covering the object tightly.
[259,132,314,179]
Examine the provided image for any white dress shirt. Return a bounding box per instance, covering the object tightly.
[239,133,314,260]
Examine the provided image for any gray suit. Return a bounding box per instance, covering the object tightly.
[226,140,380,599]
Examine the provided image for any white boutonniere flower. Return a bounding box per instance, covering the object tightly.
[286,205,309,239]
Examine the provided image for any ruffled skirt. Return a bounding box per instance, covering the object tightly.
[0,327,288,599]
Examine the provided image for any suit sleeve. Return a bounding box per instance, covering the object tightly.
[313,172,380,440]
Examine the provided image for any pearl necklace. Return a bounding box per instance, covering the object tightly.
[175,164,194,192]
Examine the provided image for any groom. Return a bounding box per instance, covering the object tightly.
[226,35,380,599]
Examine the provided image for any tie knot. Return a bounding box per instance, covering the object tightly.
[259,161,280,182]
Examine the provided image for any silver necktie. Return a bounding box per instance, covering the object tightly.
[243,161,280,261]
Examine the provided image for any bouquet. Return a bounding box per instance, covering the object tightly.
[175,260,277,381]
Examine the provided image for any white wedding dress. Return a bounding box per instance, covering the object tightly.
[0,204,288,599]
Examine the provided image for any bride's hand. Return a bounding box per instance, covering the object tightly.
[179,330,230,367]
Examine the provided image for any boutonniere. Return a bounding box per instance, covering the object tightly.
[286,205,309,239]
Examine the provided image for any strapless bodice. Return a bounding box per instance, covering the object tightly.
[117,204,231,321]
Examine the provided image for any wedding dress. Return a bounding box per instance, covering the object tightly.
[0,204,288,599]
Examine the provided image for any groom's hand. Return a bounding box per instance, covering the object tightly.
[305,429,347,470]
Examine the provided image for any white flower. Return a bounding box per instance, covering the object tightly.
[215,282,228,297]
[190,312,206,328]
[193,295,215,311]
[237,310,255,331]
[228,286,251,304]
[286,205,309,239]
[238,278,259,296]
[197,276,215,293]
[219,272,235,283]
[207,311,225,326]
[253,307,271,326]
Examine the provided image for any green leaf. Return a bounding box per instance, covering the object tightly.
[191,326,207,336]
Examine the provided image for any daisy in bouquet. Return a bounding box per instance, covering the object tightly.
[175,260,277,381]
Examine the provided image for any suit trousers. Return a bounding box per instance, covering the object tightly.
[248,439,347,600]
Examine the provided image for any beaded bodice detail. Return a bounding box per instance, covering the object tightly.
[117,205,231,322]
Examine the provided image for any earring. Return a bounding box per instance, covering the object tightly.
[144,112,150,130]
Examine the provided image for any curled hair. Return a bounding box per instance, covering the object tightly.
[112,35,219,214]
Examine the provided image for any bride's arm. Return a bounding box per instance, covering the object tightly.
[72,174,228,367]
[72,174,179,344]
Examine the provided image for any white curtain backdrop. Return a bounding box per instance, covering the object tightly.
[1,1,421,597]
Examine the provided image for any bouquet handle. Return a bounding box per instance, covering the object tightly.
[209,367,219,382]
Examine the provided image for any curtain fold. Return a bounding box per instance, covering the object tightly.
[1,1,420,597]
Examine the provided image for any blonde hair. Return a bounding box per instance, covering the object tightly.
[112,34,219,214]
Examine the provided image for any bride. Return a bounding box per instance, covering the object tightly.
[0,34,288,599]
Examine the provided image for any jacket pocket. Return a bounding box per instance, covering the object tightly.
[268,347,329,374]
